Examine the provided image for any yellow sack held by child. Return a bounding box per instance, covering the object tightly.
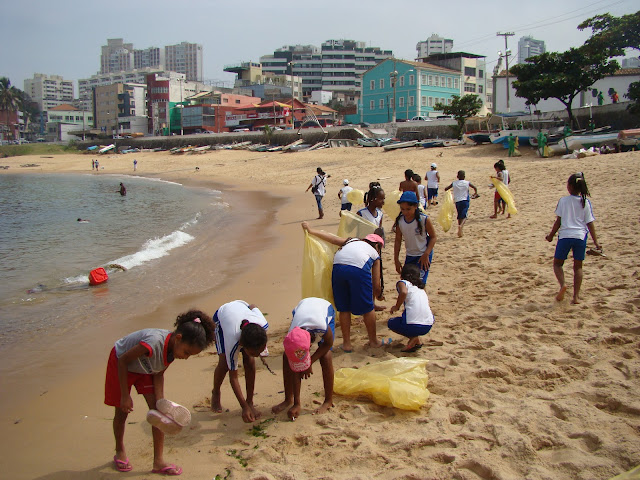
[301,231,337,306]
[437,190,456,232]
[382,190,401,220]
[337,210,378,239]
[334,357,430,411]
[346,188,365,206]
[491,178,518,215]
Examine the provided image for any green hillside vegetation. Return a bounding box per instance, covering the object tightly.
[0,143,82,157]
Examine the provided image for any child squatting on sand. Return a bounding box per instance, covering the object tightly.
[272,297,335,420]
[105,310,215,475]
[546,172,600,304]
[211,300,269,423]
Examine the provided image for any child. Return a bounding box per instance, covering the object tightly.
[388,264,435,352]
[357,182,385,229]
[105,310,215,474]
[338,179,354,214]
[545,173,600,304]
[490,160,510,218]
[425,163,440,207]
[393,191,437,284]
[444,170,478,238]
[272,297,335,420]
[413,173,427,210]
[399,169,420,198]
[211,300,268,423]
[306,167,328,219]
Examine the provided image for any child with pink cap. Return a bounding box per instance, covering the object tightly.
[272,297,336,420]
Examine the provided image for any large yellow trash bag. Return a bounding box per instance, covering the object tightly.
[346,188,365,206]
[301,231,337,306]
[337,210,378,239]
[437,190,456,232]
[491,178,518,215]
[334,357,430,411]
[608,466,640,480]
[382,190,401,221]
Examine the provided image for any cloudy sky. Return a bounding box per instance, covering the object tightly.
[1,0,637,90]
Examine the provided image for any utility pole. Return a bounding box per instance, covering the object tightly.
[288,61,295,129]
[390,58,398,123]
[497,32,514,112]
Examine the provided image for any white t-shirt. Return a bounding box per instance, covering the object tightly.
[357,207,383,227]
[215,300,269,370]
[289,297,334,336]
[555,195,595,240]
[311,175,326,196]
[333,239,379,272]
[452,180,470,202]
[502,169,510,185]
[397,213,429,256]
[426,170,439,188]
[340,186,353,204]
[397,280,434,326]
[417,184,426,204]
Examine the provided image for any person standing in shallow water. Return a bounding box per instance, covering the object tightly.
[118,183,127,196]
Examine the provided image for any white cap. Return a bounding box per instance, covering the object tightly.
[343,179,349,185]
[431,163,437,168]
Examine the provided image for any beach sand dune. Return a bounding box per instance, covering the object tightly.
[1,144,639,479]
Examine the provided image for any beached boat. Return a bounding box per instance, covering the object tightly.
[99,144,115,154]
[383,140,418,151]
[421,140,444,148]
[358,138,380,147]
[549,132,620,155]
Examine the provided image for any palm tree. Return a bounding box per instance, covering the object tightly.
[0,77,22,141]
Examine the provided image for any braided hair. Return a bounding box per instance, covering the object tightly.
[364,182,384,206]
[568,172,591,208]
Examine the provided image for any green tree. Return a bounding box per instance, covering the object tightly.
[626,82,640,116]
[509,48,618,127]
[0,77,22,140]
[434,94,483,139]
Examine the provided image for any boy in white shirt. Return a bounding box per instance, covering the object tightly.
[444,170,478,238]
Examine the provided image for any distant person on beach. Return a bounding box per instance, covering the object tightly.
[92,159,95,171]
[306,167,328,219]
[105,310,215,475]
[272,297,335,420]
[133,159,137,171]
[338,179,353,214]
[211,300,268,422]
[388,264,435,353]
[302,222,384,352]
[118,183,126,196]
[425,163,440,207]
[490,160,510,219]
[445,170,478,238]
[393,191,437,284]
[95,159,100,171]
[399,169,420,198]
[545,173,600,304]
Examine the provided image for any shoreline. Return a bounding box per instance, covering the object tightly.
[1,147,639,480]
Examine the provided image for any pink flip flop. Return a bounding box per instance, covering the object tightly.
[151,464,183,476]
[113,456,133,472]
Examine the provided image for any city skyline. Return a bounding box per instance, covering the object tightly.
[1,0,637,91]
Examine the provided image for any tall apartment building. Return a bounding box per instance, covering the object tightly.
[260,40,392,101]
[100,39,135,74]
[134,47,165,70]
[165,42,203,82]
[517,36,546,64]
[24,73,74,111]
[224,61,303,101]
[93,83,148,135]
[416,34,454,59]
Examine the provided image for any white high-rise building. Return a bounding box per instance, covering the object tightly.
[101,39,135,74]
[165,42,203,82]
[134,47,165,70]
[517,36,546,64]
[24,73,74,111]
[416,34,453,59]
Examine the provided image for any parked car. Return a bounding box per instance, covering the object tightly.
[410,116,432,122]
[36,138,46,142]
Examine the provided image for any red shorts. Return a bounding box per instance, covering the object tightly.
[104,347,154,407]
[494,191,502,201]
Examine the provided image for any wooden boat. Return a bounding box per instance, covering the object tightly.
[421,140,444,148]
[549,132,619,155]
[357,138,380,147]
[98,144,115,154]
[383,140,418,151]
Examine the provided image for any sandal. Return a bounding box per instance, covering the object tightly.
[151,464,182,476]
[114,456,133,472]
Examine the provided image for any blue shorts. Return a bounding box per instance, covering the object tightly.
[340,202,352,211]
[317,313,336,350]
[332,264,374,316]
[455,199,470,219]
[555,236,587,261]
[427,188,438,200]
[405,252,433,283]
[315,194,323,209]
[387,312,433,338]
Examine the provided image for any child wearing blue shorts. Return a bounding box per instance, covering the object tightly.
[445,170,478,238]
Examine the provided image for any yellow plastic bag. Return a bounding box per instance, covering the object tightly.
[437,190,455,232]
[334,357,430,411]
[382,190,401,221]
[301,231,337,306]
[337,210,378,239]
[608,466,640,480]
[346,188,365,206]
[491,178,518,215]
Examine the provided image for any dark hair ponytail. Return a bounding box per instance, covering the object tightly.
[364,183,383,206]
[174,309,215,350]
[401,264,424,289]
[568,172,590,208]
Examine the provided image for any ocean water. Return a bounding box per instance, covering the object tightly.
[0,173,240,352]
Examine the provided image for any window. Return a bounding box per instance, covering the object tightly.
[409,96,415,107]
[370,80,375,90]
[409,74,415,86]
[399,76,405,87]
[478,85,484,94]
[428,96,434,107]
[421,96,427,106]
[421,75,427,85]
[479,70,484,78]
[464,67,476,77]
[454,78,460,90]
[379,99,384,109]
[440,76,445,86]
[447,98,453,105]
[379,78,384,89]
[434,76,439,87]
[428,75,433,86]
[370,100,375,110]
[447,78,452,88]
[464,82,476,93]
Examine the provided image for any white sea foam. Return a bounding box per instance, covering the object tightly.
[113,230,195,269]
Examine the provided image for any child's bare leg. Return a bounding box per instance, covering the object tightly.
[572,260,583,304]
[406,336,421,349]
[211,354,228,412]
[315,352,334,414]
[144,393,179,474]
[362,310,382,347]
[338,311,353,351]
[553,258,567,301]
[457,218,466,237]
[272,354,294,414]
[113,408,129,464]
[490,198,498,218]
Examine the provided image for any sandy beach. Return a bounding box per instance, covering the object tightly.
[1,142,639,480]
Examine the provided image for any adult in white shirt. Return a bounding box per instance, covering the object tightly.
[306,167,328,219]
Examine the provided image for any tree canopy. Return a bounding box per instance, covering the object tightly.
[578,11,640,57]
[434,94,483,139]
